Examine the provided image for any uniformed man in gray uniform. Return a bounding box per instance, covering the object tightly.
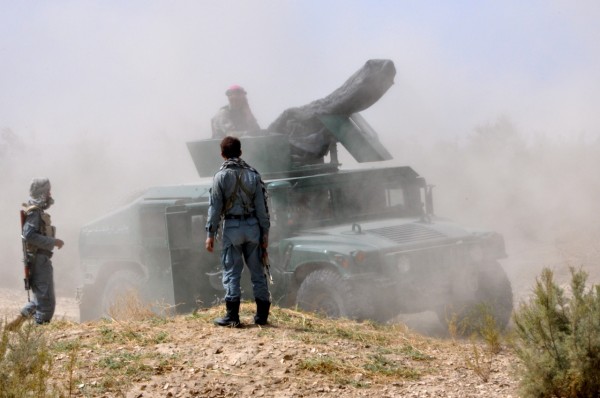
[7,178,64,330]
[205,136,271,327]
[211,85,260,139]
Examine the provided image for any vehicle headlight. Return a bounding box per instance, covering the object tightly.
[351,250,366,264]
[334,254,350,269]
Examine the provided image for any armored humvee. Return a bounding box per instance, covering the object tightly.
[78,59,512,326]
[78,113,513,328]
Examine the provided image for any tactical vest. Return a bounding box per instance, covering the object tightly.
[24,205,55,252]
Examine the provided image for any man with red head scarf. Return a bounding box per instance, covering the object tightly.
[211,85,260,138]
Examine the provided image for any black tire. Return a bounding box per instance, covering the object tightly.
[296,269,363,320]
[437,261,513,333]
[99,270,142,318]
[479,261,514,329]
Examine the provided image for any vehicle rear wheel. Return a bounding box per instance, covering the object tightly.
[436,261,513,334]
[296,269,363,320]
[100,269,143,319]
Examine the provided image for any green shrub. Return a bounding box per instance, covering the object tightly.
[513,267,600,398]
[0,321,54,397]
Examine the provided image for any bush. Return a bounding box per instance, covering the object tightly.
[513,267,600,398]
[0,320,54,397]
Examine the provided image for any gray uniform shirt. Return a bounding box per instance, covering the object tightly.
[23,209,56,252]
[206,162,270,238]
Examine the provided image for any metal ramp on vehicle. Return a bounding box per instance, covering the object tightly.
[187,113,392,178]
[319,113,392,163]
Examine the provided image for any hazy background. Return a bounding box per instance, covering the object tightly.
[2,1,600,304]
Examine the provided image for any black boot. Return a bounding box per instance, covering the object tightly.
[254,299,271,325]
[214,300,241,327]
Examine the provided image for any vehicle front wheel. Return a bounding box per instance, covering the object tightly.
[437,261,513,334]
[296,269,362,319]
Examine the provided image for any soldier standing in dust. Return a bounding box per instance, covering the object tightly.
[205,136,271,327]
[6,178,64,331]
[211,85,260,138]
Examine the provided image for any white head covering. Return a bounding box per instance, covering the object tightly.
[28,178,53,209]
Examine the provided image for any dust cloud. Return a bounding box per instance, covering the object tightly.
[3,112,600,310]
[384,117,600,304]
[1,2,600,319]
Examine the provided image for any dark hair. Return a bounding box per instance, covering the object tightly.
[220,136,242,158]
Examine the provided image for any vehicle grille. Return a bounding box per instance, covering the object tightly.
[365,223,445,244]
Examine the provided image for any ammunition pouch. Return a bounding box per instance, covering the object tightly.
[41,213,55,237]
[24,206,55,238]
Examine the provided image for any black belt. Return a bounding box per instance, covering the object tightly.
[37,249,53,258]
[224,212,256,220]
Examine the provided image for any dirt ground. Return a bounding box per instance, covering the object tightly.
[121,317,521,398]
[36,306,521,398]
[0,287,79,323]
[2,238,599,398]
[0,289,521,398]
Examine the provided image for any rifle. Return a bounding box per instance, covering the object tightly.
[261,246,274,285]
[20,209,32,301]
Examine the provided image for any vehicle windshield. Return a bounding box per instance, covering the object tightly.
[334,180,411,219]
[281,178,419,228]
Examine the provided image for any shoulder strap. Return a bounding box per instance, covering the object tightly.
[224,169,252,213]
[24,205,41,215]
[21,205,43,235]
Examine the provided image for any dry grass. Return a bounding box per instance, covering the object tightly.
[0,300,517,396]
[59,303,441,393]
[237,303,433,385]
[444,304,506,383]
[106,288,156,322]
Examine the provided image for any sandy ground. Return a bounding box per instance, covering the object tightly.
[0,287,79,322]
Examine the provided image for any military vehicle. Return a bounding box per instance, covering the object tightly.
[78,60,513,327]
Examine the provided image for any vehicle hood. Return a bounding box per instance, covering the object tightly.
[285,216,498,252]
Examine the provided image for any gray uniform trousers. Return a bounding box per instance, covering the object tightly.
[21,253,55,324]
[221,217,270,302]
